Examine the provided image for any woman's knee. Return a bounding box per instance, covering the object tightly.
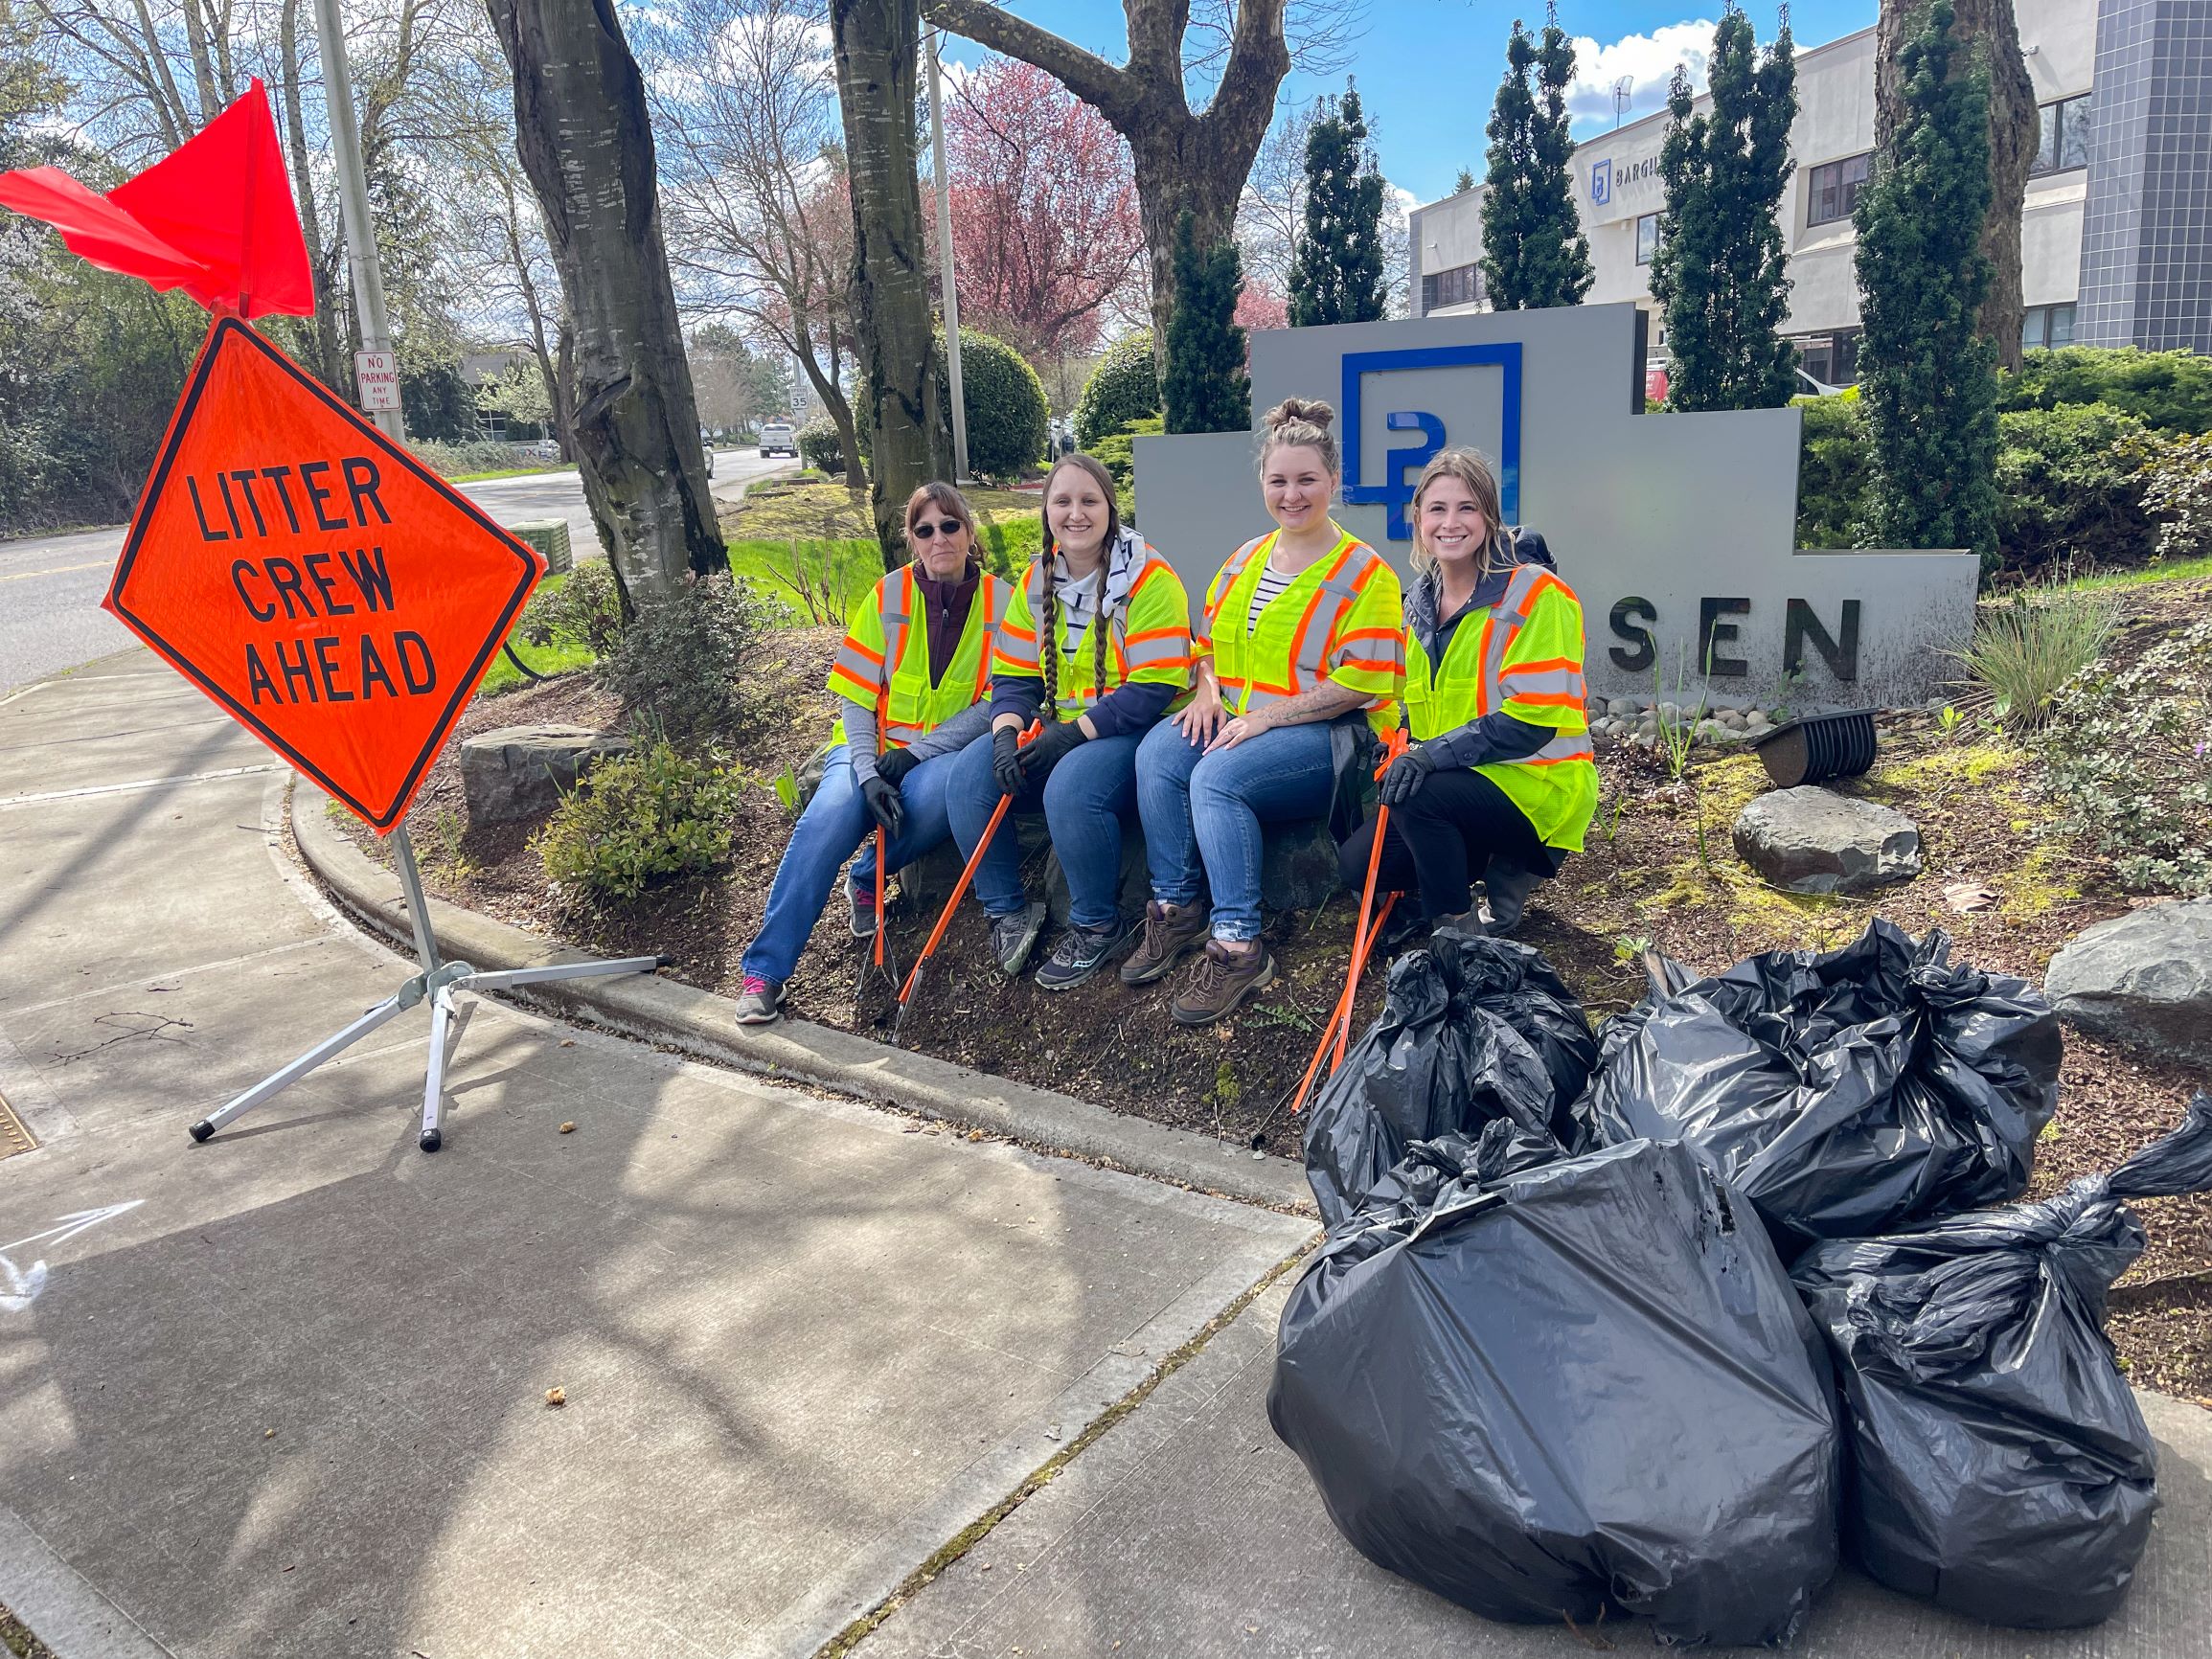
[1135,716,1198,791]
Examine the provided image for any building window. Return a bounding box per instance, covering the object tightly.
[1420,261,1484,313]
[2032,95,2091,177]
[1635,213,1659,266]
[1806,151,1872,227]
[2022,304,2077,350]
[1795,330,1862,388]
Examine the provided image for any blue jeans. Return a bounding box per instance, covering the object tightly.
[1136,717,1338,943]
[740,744,959,983]
[946,728,1142,929]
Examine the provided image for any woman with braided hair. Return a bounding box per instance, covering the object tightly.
[945,453,1194,988]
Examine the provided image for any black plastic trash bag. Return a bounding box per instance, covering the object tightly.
[1302,926,1597,1229]
[1271,1132,1840,1647]
[1584,920,2060,1248]
[1790,1095,2212,1629]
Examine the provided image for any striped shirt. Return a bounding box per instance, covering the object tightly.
[1245,563,1292,633]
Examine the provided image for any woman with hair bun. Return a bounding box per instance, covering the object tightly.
[1336,446,1597,937]
[1127,398,1405,1026]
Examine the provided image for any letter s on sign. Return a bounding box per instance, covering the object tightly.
[1608,597,1655,673]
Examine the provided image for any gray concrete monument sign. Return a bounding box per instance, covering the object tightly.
[1132,303,1977,708]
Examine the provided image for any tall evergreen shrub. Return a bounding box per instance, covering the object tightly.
[1163,212,1251,435]
[1288,84,1387,326]
[1856,0,1999,562]
[1649,6,1798,409]
[1480,9,1595,310]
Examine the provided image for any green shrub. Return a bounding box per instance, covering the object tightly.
[796,414,845,475]
[594,573,776,738]
[536,739,748,899]
[1994,402,2155,574]
[516,560,625,658]
[859,328,1050,482]
[2040,613,2212,894]
[1958,581,2119,732]
[409,438,545,477]
[1073,329,1160,449]
[1795,397,1870,548]
[1091,414,1165,490]
[2141,431,2212,561]
[1998,346,2212,435]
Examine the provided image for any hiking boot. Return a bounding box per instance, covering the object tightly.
[1036,915,1135,992]
[847,880,879,941]
[1480,857,1542,935]
[1119,899,1210,986]
[734,975,785,1025]
[989,899,1048,977]
[1170,939,1275,1027]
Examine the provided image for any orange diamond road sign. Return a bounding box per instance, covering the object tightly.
[104,317,547,831]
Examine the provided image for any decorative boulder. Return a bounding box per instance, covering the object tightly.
[1732,785,1922,895]
[461,724,629,825]
[2045,898,2212,1066]
[1262,817,1344,913]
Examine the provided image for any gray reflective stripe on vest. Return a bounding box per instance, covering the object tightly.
[1206,536,1269,632]
[1495,729,1596,767]
[1478,564,1554,713]
[880,573,912,688]
[1497,665,1586,698]
[1291,566,1365,683]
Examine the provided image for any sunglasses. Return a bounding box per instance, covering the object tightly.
[909,519,967,539]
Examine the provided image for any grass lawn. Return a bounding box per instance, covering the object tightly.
[447,462,578,483]
[477,569,594,696]
[2051,553,2212,592]
[725,479,1039,541]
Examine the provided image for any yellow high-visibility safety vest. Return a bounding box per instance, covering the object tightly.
[989,546,1194,721]
[1197,525,1405,735]
[1402,560,1599,851]
[827,563,1012,749]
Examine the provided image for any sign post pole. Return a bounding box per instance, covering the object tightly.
[311,0,405,443]
[190,822,667,1151]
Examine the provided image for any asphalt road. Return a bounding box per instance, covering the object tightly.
[0,448,793,692]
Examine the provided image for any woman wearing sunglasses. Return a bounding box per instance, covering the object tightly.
[735,484,1012,1025]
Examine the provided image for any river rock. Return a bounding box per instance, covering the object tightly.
[461,725,630,825]
[2044,898,2212,1065]
[1732,785,1922,894]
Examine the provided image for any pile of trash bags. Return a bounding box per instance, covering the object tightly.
[1280,918,2206,1643]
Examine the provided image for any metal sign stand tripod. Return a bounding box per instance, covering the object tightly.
[189,825,665,1151]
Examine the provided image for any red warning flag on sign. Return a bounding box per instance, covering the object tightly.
[104,318,546,830]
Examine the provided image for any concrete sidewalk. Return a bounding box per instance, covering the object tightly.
[0,651,1312,1659]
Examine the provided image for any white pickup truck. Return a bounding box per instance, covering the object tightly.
[758,420,798,459]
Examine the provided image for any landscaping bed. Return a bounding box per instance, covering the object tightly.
[334,574,2212,1398]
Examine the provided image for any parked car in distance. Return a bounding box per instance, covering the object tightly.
[759,420,798,459]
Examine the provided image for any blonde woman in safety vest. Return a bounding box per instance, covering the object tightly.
[734,484,1010,1025]
[1335,447,1598,939]
[1126,398,1406,1026]
[946,452,1194,989]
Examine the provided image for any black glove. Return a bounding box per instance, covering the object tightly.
[992,725,1027,796]
[1019,717,1087,779]
[875,745,920,786]
[1380,744,1440,807]
[860,775,906,837]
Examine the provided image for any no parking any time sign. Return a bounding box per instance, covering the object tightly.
[103,317,547,830]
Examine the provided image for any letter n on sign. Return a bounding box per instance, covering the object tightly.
[103,317,546,830]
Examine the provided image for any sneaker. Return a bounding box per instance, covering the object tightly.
[988,899,1048,978]
[1119,899,1210,986]
[847,881,879,941]
[1170,939,1275,1027]
[1480,857,1542,935]
[734,975,785,1025]
[1037,916,1135,991]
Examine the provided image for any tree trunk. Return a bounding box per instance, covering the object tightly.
[831,0,943,571]
[1876,0,2037,371]
[487,0,725,610]
[792,315,865,500]
[278,0,344,391]
[1131,132,1243,383]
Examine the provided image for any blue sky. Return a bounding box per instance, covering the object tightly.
[933,0,1881,207]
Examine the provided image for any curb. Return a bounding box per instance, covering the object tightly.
[289,784,1314,1214]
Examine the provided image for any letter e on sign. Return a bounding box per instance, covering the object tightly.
[103,318,546,830]
[354,350,400,413]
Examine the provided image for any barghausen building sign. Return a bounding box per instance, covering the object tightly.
[1133,303,1978,709]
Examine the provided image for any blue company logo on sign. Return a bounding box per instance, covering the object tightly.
[1340,344,1522,541]
[1590,157,1611,205]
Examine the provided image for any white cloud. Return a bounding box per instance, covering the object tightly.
[1563,20,1715,128]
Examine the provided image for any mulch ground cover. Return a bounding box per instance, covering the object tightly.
[335,582,2212,1398]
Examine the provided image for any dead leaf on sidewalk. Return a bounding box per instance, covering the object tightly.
[1944,882,1997,914]
[559,1122,575,1134]
[544,1386,566,1408]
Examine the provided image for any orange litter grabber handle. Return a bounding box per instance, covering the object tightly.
[897,719,1042,1008]
[1288,888,1399,1118]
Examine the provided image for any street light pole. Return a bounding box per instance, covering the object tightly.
[312,0,405,443]
[926,27,969,485]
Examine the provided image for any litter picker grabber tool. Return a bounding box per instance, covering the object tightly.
[892,720,1041,1043]
[1288,727,1409,1117]
[854,710,902,1023]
